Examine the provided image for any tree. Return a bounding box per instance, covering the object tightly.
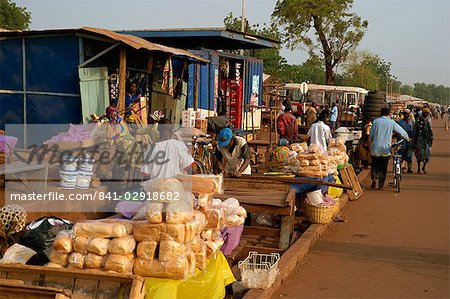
[272,0,368,85]
[0,0,31,30]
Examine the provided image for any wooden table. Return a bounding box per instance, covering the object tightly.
[218,177,296,251]
[0,161,48,193]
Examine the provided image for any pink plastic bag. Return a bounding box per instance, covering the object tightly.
[220,225,244,256]
[0,135,18,153]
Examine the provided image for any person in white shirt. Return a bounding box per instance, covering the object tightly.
[330,101,339,132]
[141,119,194,180]
[308,110,332,150]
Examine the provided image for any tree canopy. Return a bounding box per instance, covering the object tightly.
[0,0,31,30]
[272,0,368,84]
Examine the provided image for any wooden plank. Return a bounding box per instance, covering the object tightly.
[339,165,363,201]
[243,226,280,238]
[224,178,290,192]
[117,46,127,114]
[240,174,353,190]
[279,214,294,250]
[239,203,292,216]
[216,194,287,207]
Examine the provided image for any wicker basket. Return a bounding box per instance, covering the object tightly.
[305,203,336,224]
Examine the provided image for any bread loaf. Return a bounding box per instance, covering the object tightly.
[140,178,185,195]
[49,250,69,266]
[85,253,105,269]
[53,230,73,253]
[185,211,207,243]
[204,208,225,229]
[145,202,163,224]
[73,236,90,254]
[109,236,136,255]
[133,222,163,242]
[197,193,213,208]
[190,235,201,253]
[195,242,207,270]
[68,252,85,269]
[87,238,110,256]
[186,250,196,275]
[99,219,134,235]
[104,254,134,274]
[136,241,157,260]
[46,262,65,269]
[297,153,319,160]
[133,256,189,279]
[159,240,185,262]
[165,210,193,224]
[309,159,321,166]
[308,144,319,153]
[74,221,130,238]
[161,223,185,243]
[176,174,221,194]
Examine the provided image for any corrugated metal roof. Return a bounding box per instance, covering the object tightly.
[0,27,208,63]
[80,27,208,63]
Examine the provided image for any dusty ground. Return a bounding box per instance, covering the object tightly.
[273,118,449,299]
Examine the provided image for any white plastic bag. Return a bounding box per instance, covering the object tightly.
[0,244,36,264]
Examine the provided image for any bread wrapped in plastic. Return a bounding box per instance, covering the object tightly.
[99,219,134,235]
[197,193,213,209]
[87,238,110,256]
[109,236,136,255]
[309,159,321,166]
[227,215,245,226]
[205,239,224,257]
[297,153,319,160]
[140,178,185,197]
[161,223,185,243]
[297,159,309,166]
[328,138,336,147]
[165,198,194,224]
[308,144,319,153]
[190,235,202,253]
[195,242,207,270]
[50,250,69,266]
[185,211,207,243]
[159,240,186,262]
[297,170,324,178]
[145,202,163,224]
[68,252,85,269]
[176,174,222,194]
[73,236,90,254]
[46,262,65,269]
[85,253,106,269]
[104,254,134,274]
[136,241,157,260]
[204,208,226,229]
[133,256,189,279]
[236,206,247,218]
[186,250,196,276]
[53,230,73,253]
[74,221,131,238]
[133,222,163,242]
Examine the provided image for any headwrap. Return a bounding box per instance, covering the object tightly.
[278,138,290,147]
[422,107,431,114]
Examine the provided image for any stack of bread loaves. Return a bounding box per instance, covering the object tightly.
[327,137,349,174]
[49,219,135,274]
[133,177,209,279]
[295,144,329,178]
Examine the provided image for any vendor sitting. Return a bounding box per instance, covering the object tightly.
[215,128,251,177]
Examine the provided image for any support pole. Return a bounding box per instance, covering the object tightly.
[118,47,127,115]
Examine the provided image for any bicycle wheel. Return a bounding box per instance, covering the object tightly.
[395,174,401,193]
[192,160,205,174]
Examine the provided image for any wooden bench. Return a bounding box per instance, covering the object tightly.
[0,161,48,193]
[218,177,296,252]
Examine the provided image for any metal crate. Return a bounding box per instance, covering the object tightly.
[238,251,280,289]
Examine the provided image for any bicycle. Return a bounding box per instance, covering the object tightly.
[191,135,214,174]
[390,139,404,193]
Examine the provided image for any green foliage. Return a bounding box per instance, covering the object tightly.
[272,0,368,84]
[412,83,450,105]
[0,0,31,30]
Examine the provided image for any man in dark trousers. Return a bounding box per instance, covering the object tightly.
[369,108,409,189]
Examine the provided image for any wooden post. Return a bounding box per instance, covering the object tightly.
[117,47,127,115]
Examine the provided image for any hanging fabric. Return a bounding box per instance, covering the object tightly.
[161,56,174,97]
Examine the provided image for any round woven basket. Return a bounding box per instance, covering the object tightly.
[305,203,335,224]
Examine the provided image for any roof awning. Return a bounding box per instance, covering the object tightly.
[80,27,209,63]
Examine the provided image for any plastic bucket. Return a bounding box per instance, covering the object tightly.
[79,157,95,172]
[306,190,324,205]
[76,170,93,189]
[62,155,78,171]
[59,170,78,189]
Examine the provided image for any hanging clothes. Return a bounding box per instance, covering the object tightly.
[161,57,174,97]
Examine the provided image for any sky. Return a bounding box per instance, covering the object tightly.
[14,0,450,86]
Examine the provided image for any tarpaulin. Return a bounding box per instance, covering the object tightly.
[143,251,235,299]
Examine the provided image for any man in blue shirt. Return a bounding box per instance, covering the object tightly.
[370,108,409,189]
[330,101,339,132]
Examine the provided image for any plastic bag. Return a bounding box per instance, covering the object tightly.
[256,214,273,227]
[0,243,36,264]
[19,217,72,255]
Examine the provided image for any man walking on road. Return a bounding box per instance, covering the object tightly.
[330,101,339,132]
[412,108,434,174]
[370,108,409,189]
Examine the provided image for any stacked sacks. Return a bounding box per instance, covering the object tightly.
[49,219,135,274]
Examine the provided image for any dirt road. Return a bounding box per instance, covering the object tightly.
[273,118,449,299]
